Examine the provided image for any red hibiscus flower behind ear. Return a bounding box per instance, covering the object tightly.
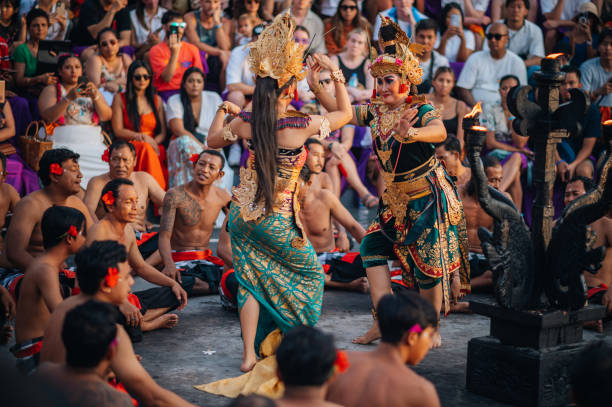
[101,191,115,206]
[67,225,78,238]
[49,163,63,175]
[101,148,110,163]
[334,350,350,373]
[190,153,200,164]
[105,267,119,288]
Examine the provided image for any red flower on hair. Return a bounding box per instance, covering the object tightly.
[49,163,63,175]
[67,225,78,238]
[101,148,110,163]
[405,95,413,104]
[105,267,119,288]
[334,350,350,373]
[101,191,115,206]
[190,153,200,164]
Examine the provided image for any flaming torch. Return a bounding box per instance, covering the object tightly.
[462,101,482,130]
[541,52,564,72]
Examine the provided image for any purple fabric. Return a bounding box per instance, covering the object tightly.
[450,62,465,80]
[8,96,33,137]
[500,150,529,170]
[71,45,88,56]
[5,152,39,196]
[424,0,441,18]
[159,89,180,102]
[198,50,210,75]
[239,147,250,168]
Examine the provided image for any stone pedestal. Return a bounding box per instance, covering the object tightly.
[466,299,605,407]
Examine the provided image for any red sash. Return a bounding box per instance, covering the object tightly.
[171,250,224,266]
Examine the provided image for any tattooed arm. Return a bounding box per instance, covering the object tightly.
[159,189,181,283]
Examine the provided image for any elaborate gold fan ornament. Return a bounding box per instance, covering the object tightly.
[248,13,307,88]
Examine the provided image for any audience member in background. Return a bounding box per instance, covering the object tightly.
[285,0,327,53]
[543,0,594,52]
[225,23,265,109]
[111,60,167,189]
[324,0,372,56]
[6,149,94,272]
[233,13,255,46]
[326,291,441,407]
[436,2,475,63]
[224,0,266,47]
[481,74,529,210]
[13,9,56,99]
[71,0,130,50]
[0,151,20,267]
[373,0,426,42]
[86,28,132,106]
[166,67,227,188]
[40,240,197,407]
[448,0,492,27]
[38,54,112,188]
[35,0,68,40]
[488,0,544,72]
[276,326,343,407]
[415,19,450,94]
[129,0,167,59]
[457,22,527,110]
[436,136,471,187]
[570,341,612,407]
[150,10,204,101]
[558,2,600,67]
[37,301,134,407]
[428,67,469,145]
[580,28,612,118]
[184,0,231,89]
[331,28,374,104]
[13,206,86,375]
[557,65,600,181]
[84,140,165,262]
[0,0,25,51]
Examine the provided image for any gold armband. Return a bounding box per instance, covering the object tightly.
[315,117,331,141]
[222,124,237,142]
[330,70,346,84]
[217,102,232,115]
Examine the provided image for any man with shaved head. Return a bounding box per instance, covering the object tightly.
[456,22,527,110]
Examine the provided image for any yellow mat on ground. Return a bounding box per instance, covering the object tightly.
[194,329,285,399]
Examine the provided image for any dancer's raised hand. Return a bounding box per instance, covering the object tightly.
[312,54,339,72]
[392,108,419,141]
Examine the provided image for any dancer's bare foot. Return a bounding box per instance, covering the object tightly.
[431,330,442,348]
[142,314,179,331]
[450,301,471,313]
[584,319,604,333]
[353,321,381,344]
[348,277,369,293]
[240,354,257,373]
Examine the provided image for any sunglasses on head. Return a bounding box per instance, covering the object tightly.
[134,74,151,81]
[170,22,187,29]
[340,4,357,11]
[101,39,117,47]
[486,33,506,41]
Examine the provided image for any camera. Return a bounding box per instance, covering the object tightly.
[579,13,588,25]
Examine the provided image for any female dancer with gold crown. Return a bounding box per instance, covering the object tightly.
[311,17,470,347]
[208,15,352,372]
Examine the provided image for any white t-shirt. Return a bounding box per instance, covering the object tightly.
[540,0,589,20]
[421,50,450,82]
[441,0,490,13]
[165,91,223,139]
[456,50,527,106]
[373,6,427,41]
[580,57,612,107]
[435,29,476,62]
[225,43,254,91]
[129,7,167,47]
[483,20,545,60]
[319,0,363,17]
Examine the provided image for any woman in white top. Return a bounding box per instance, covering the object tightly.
[166,67,233,190]
[130,0,167,59]
[436,2,475,63]
[35,0,68,40]
[38,55,112,188]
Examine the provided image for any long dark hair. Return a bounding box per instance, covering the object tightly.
[232,0,267,21]
[136,0,158,31]
[252,76,293,213]
[439,2,464,36]
[328,0,371,48]
[179,67,205,134]
[125,60,161,135]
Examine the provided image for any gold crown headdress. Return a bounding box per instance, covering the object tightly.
[370,17,426,85]
[248,14,306,88]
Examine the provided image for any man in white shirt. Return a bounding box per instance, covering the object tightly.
[225,24,265,108]
[373,0,426,41]
[579,28,612,108]
[541,0,589,21]
[415,19,450,94]
[283,0,326,53]
[456,22,527,109]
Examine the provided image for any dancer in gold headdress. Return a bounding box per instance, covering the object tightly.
[207,14,352,372]
[311,16,470,347]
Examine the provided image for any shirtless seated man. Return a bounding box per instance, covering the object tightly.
[5,149,94,272]
[300,139,368,293]
[37,301,134,406]
[84,140,165,263]
[87,178,188,341]
[0,151,20,270]
[13,206,86,375]
[40,241,196,407]
[159,150,231,296]
[326,291,441,407]
[563,176,612,332]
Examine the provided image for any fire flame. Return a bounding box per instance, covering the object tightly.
[471,126,488,131]
[545,53,564,59]
[464,102,482,119]
[604,120,612,126]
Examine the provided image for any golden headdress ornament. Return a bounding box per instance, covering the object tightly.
[248,13,307,88]
[370,16,426,85]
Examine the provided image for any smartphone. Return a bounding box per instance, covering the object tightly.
[77,75,88,92]
[169,24,179,36]
[450,13,461,28]
[56,1,65,14]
